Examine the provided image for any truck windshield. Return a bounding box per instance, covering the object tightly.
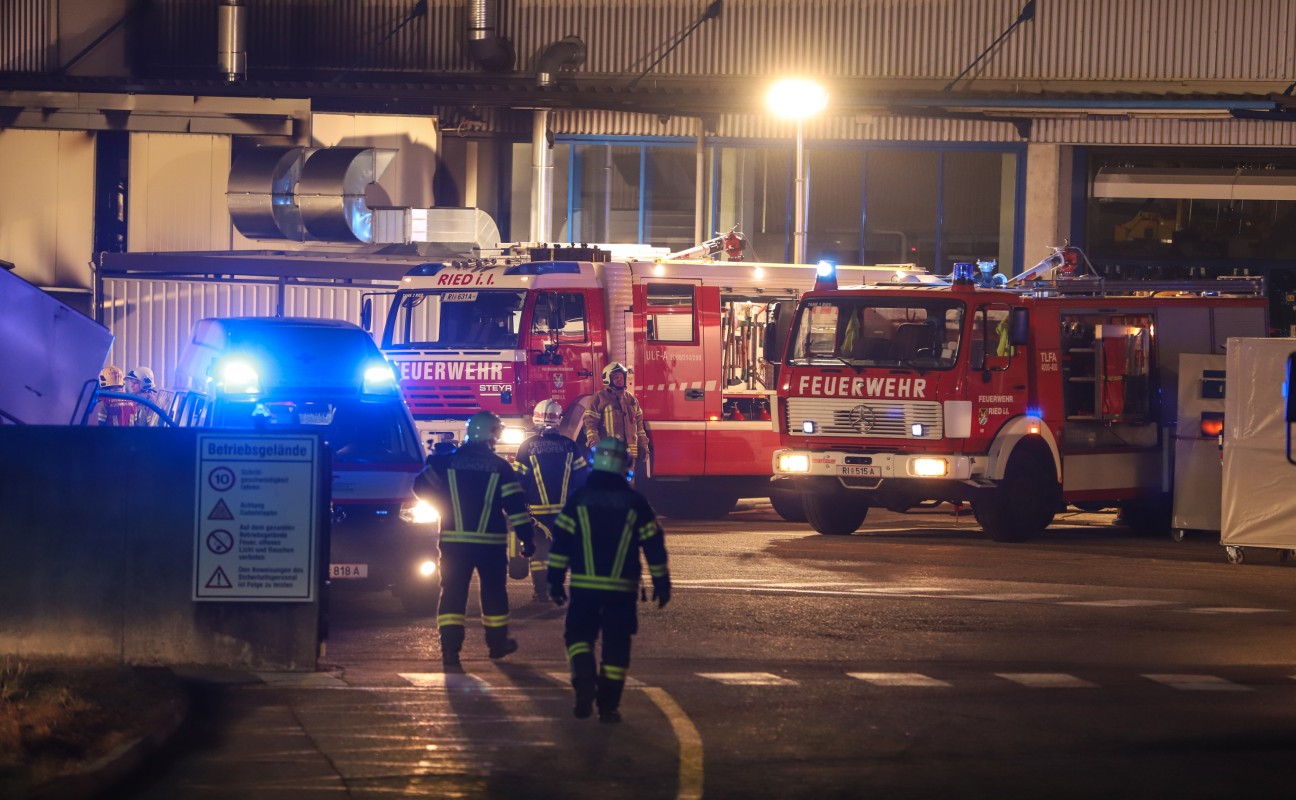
[387,289,526,349]
[788,298,965,370]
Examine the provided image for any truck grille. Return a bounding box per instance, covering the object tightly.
[785,398,944,440]
[404,387,479,416]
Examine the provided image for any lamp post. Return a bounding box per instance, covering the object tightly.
[766,78,828,264]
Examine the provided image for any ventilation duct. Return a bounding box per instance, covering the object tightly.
[1093,168,1296,201]
[465,0,515,71]
[227,146,396,243]
[536,35,586,87]
[227,146,313,241]
[217,0,247,82]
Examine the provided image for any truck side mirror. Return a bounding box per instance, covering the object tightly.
[1286,353,1296,465]
[1010,307,1030,347]
[764,300,795,365]
[360,297,373,332]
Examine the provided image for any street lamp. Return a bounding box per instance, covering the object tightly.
[766,77,828,264]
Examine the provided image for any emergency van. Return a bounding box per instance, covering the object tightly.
[372,246,926,520]
[770,259,1269,540]
[169,316,439,612]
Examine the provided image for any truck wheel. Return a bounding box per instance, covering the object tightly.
[769,490,807,523]
[803,494,869,535]
[973,444,1059,543]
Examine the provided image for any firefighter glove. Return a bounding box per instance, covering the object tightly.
[519,537,536,559]
[651,575,672,609]
[548,580,567,607]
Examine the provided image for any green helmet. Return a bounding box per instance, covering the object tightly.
[591,437,630,475]
[465,411,503,443]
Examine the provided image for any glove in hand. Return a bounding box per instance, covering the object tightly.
[651,575,672,609]
[548,581,567,607]
[520,538,536,559]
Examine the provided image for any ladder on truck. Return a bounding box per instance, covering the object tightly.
[1019,276,1266,298]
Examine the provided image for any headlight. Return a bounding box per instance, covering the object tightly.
[910,457,949,477]
[417,560,437,577]
[500,426,526,446]
[401,499,440,525]
[777,453,811,473]
[220,360,260,394]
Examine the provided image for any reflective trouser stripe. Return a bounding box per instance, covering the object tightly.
[437,613,466,628]
[567,642,593,660]
[601,664,627,682]
[481,613,509,628]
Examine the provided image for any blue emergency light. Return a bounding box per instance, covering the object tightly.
[814,260,838,291]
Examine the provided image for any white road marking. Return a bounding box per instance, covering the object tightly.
[1061,599,1178,607]
[997,673,1098,688]
[1182,607,1283,615]
[1143,674,1253,692]
[698,672,797,686]
[848,672,952,687]
[544,671,645,688]
[951,592,1067,602]
[254,672,349,688]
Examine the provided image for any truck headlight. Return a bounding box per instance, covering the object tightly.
[910,457,949,477]
[401,499,440,525]
[417,560,437,577]
[501,426,526,446]
[777,453,811,473]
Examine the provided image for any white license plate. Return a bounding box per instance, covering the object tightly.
[840,465,881,477]
[330,563,369,579]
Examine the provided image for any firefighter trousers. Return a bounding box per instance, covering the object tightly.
[564,589,638,714]
[530,515,557,596]
[436,542,511,657]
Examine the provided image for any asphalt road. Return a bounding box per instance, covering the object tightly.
[117,502,1296,799]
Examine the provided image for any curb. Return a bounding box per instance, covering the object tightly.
[26,685,191,800]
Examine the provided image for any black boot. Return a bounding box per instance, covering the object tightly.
[570,652,597,719]
[440,625,465,668]
[596,674,625,723]
[486,627,518,659]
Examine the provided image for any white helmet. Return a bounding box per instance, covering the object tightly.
[126,366,155,391]
[602,362,628,386]
[532,399,563,430]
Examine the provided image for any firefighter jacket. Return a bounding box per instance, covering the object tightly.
[547,471,669,594]
[412,441,535,548]
[581,387,650,458]
[513,430,590,517]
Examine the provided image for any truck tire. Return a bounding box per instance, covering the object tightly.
[973,442,1059,543]
[769,490,807,523]
[803,494,869,535]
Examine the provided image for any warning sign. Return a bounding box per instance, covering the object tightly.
[193,433,319,602]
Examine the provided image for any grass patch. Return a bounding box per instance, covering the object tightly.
[0,658,185,796]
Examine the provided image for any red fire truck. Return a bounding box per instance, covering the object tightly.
[373,246,926,519]
[770,261,1269,539]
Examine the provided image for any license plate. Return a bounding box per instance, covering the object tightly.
[330,563,368,579]
[840,465,881,477]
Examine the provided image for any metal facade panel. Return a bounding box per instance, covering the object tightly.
[102,277,279,390]
[1034,117,1296,147]
[0,0,51,71]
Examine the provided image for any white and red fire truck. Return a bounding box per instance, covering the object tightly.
[770,258,1269,539]
[372,244,927,519]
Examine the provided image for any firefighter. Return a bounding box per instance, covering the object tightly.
[513,400,590,602]
[581,362,651,481]
[96,365,132,426]
[125,366,161,426]
[547,437,671,723]
[412,410,536,668]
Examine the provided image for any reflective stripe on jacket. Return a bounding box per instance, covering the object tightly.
[413,441,534,548]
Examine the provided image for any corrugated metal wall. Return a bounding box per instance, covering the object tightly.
[101,277,397,395]
[11,1,1292,85]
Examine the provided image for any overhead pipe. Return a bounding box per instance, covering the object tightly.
[465,0,515,71]
[536,36,586,87]
[217,0,247,83]
[530,109,553,243]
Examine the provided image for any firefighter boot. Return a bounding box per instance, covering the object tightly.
[486,627,518,660]
[596,674,625,724]
[570,653,598,719]
[440,625,465,669]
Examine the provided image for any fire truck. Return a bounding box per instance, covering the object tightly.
[370,244,927,520]
[769,255,1269,539]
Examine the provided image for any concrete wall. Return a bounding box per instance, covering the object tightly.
[0,426,325,670]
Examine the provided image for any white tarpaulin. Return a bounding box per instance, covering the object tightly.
[1220,338,1296,548]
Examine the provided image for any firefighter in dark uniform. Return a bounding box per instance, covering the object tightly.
[547,437,671,723]
[413,411,536,667]
[513,400,590,602]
